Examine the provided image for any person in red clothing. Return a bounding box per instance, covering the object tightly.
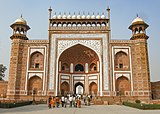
[77,98,81,108]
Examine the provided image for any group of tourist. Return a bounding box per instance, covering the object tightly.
[48,94,81,109]
[47,94,92,109]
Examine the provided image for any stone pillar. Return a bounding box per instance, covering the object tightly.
[59,61,61,72]
[97,61,99,72]
[85,63,88,73]
[70,63,73,73]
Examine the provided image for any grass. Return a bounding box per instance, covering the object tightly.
[123,102,160,110]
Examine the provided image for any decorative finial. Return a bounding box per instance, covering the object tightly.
[69,12,70,15]
[21,14,22,18]
[137,14,139,17]
[74,12,75,15]
[48,6,52,12]
[83,11,85,15]
[107,6,110,11]
[78,11,80,15]
[48,6,52,19]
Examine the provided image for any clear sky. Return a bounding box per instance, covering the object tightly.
[0,0,159,81]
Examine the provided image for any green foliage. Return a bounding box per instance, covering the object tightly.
[0,101,32,108]
[123,101,160,110]
[135,99,141,104]
[0,64,7,80]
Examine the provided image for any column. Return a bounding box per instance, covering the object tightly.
[97,61,99,72]
[70,63,73,73]
[59,61,61,72]
[85,63,88,73]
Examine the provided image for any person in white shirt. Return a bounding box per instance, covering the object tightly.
[61,96,65,107]
[69,96,73,107]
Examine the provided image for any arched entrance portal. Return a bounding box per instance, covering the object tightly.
[28,76,42,95]
[116,76,131,96]
[60,81,70,95]
[58,44,99,95]
[74,82,84,95]
[89,82,98,95]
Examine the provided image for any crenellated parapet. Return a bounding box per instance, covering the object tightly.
[48,8,111,31]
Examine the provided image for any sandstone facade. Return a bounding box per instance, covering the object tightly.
[6,8,152,101]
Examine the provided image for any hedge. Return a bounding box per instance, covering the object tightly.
[0,101,32,108]
[123,102,160,110]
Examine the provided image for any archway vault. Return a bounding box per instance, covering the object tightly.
[59,44,99,66]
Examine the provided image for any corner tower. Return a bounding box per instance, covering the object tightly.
[129,15,149,40]
[129,16,151,100]
[7,16,30,99]
[10,16,30,40]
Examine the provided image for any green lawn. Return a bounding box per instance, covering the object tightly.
[123,102,160,110]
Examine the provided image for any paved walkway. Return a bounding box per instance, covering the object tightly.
[1,104,160,114]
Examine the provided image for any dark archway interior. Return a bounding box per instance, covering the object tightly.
[74,82,84,94]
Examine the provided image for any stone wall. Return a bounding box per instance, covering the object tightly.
[151,81,160,99]
[0,81,8,98]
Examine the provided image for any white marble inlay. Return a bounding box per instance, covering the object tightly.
[61,75,70,79]
[89,76,97,80]
[114,48,128,55]
[28,73,43,79]
[115,73,130,80]
[49,34,109,95]
[30,48,44,55]
[89,80,97,84]
[58,40,101,57]
[74,77,85,80]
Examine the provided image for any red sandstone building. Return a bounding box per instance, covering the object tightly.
[1,8,157,102]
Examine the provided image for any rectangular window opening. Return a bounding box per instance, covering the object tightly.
[35,63,39,68]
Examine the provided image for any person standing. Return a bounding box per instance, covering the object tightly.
[55,96,60,108]
[61,96,65,107]
[48,96,52,109]
[64,96,68,108]
[50,97,55,108]
[77,98,81,108]
[69,95,73,107]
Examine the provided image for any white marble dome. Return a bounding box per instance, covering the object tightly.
[81,15,86,19]
[96,14,101,19]
[62,14,67,19]
[72,14,76,19]
[91,14,96,19]
[77,15,81,19]
[52,15,57,19]
[86,15,91,19]
[101,13,106,19]
[57,14,62,19]
[67,13,71,19]
[132,17,144,24]
[15,17,27,25]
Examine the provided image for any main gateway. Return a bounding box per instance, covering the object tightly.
[7,7,151,101]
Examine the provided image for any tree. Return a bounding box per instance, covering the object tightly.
[0,64,7,80]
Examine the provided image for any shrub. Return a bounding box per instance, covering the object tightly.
[0,101,32,108]
[135,99,141,104]
[123,101,160,110]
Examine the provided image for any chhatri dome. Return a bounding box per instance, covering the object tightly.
[131,15,144,24]
[14,15,27,25]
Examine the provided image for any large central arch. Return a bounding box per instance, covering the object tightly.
[57,44,100,95]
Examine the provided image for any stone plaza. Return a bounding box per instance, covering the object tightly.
[1,104,160,114]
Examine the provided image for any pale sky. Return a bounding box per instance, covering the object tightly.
[0,0,159,82]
